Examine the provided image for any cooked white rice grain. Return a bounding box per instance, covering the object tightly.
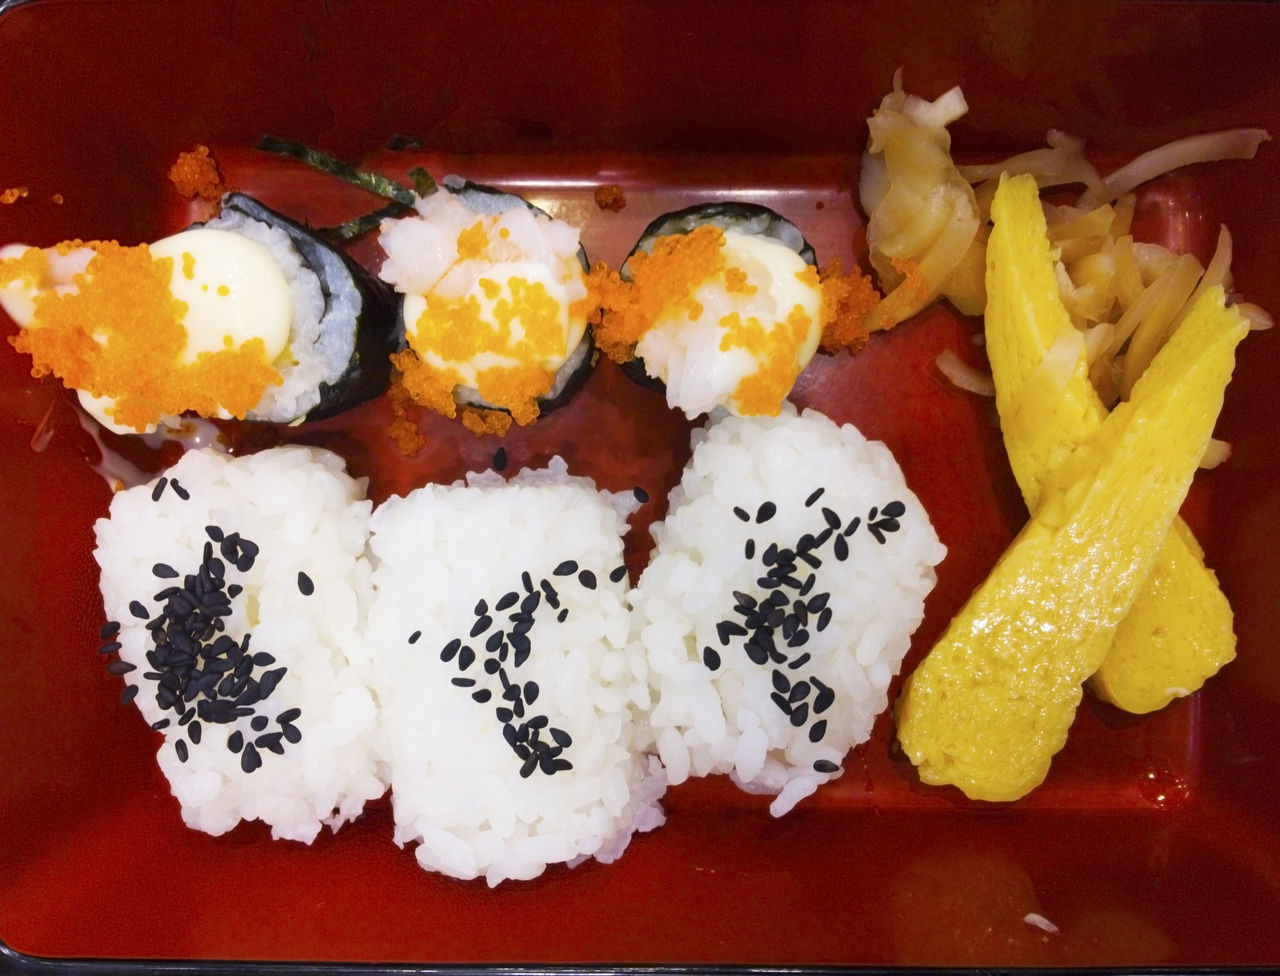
[362,457,665,886]
[93,445,384,842]
[632,406,945,815]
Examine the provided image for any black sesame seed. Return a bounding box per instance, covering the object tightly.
[451,676,476,688]
[227,730,244,753]
[100,620,121,639]
[816,607,833,632]
[755,501,777,524]
[609,565,628,584]
[276,707,301,724]
[297,571,315,596]
[255,731,284,754]
[813,680,835,714]
[553,560,578,577]
[789,680,811,702]
[493,447,508,471]
[702,646,721,670]
[188,721,202,744]
[170,479,189,501]
[524,681,540,705]
[733,506,750,522]
[408,630,422,645]
[744,538,756,560]
[787,652,812,671]
[632,485,650,504]
[106,659,136,676]
[521,570,534,593]
[789,703,809,727]
[227,584,243,599]
[120,684,139,705]
[485,630,505,653]
[484,658,501,675]
[151,478,168,501]
[771,671,790,693]
[834,535,850,562]
[175,739,188,762]
[129,600,150,620]
[458,645,476,670]
[150,718,170,731]
[770,691,793,715]
[808,720,828,743]
[821,507,841,530]
[251,715,269,732]
[843,517,861,537]
[98,640,122,655]
[556,607,569,623]
[240,742,262,773]
[813,759,840,774]
[470,615,492,638]
[474,598,488,616]
[578,569,597,590]
[744,640,769,666]
[472,689,493,704]
[804,487,825,507]
[550,727,572,748]
[496,707,514,723]
[258,667,285,699]
[519,755,539,778]
[281,723,302,744]
[205,524,224,542]
[496,590,519,612]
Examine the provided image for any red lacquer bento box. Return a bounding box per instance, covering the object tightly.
[2,0,1280,971]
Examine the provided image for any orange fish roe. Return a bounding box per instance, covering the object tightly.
[456,221,490,261]
[385,371,427,456]
[460,405,513,437]
[591,224,726,362]
[5,241,280,430]
[409,276,565,366]
[167,145,224,202]
[818,258,880,353]
[390,348,460,419]
[724,266,756,295]
[719,305,813,416]
[593,183,627,212]
[1,186,29,205]
[472,364,553,426]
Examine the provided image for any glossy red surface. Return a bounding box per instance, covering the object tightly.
[2,0,1279,969]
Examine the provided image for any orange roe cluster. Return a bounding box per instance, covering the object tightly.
[385,371,427,456]
[590,224,726,362]
[1,186,29,205]
[818,258,881,353]
[4,242,280,431]
[593,184,627,212]
[718,304,814,416]
[168,145,225,202]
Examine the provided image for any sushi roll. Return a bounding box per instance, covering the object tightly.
[93,446,384,843]
[377,177,597,435]
[362,458,665,885]
[631,406,945,816]
[592,202,824,419]
[0,192,399,434]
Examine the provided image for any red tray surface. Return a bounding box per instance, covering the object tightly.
[1,0,1279,969]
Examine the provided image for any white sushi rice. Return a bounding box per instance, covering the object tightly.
[632,406,946,816]
[362,457,665,886]
[93,445,384,843]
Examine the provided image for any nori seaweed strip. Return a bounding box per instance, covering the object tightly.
[212,193,402,421]
[256,136,416,205]
[320,200,413,244]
